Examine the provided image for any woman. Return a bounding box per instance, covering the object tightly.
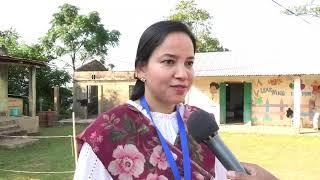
[74,20,277,180]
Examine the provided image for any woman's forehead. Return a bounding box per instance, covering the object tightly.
[152,33,194,56]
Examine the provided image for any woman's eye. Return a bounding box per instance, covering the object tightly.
[186,61,194,67]
[163,59,175,65]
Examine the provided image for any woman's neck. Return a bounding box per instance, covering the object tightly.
[143,95,176,114]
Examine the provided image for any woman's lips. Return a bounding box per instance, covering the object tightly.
[171,85,187,94]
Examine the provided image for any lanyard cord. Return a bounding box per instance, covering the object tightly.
[140,96,191,180]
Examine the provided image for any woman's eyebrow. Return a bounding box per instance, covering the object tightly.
[161,54,195,60]
[161,54,177,58]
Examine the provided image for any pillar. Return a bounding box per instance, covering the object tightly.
[29,67,36,117]
[293,77,301,128]
[53,86,60,114]
[0,64,8,117]
[98,85,103,114]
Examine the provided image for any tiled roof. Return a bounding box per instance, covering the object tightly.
[0,55,47,67]
[194,52,320,76]
[76,60,108,71]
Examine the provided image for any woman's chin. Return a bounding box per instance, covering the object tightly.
[170,97,186,104]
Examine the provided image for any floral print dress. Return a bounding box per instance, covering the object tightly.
[75,100,226,180]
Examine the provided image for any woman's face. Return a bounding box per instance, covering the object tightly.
[138,32,195,109]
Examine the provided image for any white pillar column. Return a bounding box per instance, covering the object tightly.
[98,85,103,114]
[293,77,301,128]
[29,67,36,117]
[0,64,8,117]
[53,86,60,113]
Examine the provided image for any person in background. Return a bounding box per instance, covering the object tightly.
[209,82,220,103]
[73,20,278,180]
[309,85,320,131]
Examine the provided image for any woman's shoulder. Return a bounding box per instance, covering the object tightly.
[77,103,144,147]
[79,103,140,134]
[99,102,141,117]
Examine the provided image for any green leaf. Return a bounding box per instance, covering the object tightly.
[123,114,137,134]
[137,124,149,135]
[110,130,126,143]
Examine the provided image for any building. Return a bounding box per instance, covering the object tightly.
[74,60,135,119]
[193,52,319,128]
[74,53,319,128]
[0,51,46,133]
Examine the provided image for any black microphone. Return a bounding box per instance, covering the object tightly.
[187,109,248,174]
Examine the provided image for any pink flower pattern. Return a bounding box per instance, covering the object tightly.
[101,113,120,129]
[89,131,103,152]
[149,145,177,170]
[108,144,146,180]
[77,104,216,179]
[146,173,168,180]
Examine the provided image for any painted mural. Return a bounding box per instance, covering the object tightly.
[252,78,291,124]
[252,77,291,125]
[251,76,320,127]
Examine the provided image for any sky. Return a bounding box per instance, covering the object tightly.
[1,0,320,71]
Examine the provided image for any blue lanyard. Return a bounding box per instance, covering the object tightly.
[140,96,191,180]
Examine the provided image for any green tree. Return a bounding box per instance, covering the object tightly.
[42,4,120,70]
[36,67,71,116]
[0,29,46,98]
[0,29,47,60]
[0,29,72,117]
[168,0,227,52]
[284,2,320,18]
[42,3,120,112]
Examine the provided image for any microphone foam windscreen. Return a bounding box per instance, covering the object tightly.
[187,109,219,143]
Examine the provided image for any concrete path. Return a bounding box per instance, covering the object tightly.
[59,118,95,124]
[59,117,319,136]
[219,124,320,136]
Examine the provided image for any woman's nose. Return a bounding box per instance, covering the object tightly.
[174,65,188,79]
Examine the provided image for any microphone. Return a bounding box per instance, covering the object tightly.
[187,109,248,174]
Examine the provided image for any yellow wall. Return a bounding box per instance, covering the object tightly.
[193,76,253,105]
[100,81,136,110]
[74,80,135,118]
[75,70,320,127]
[251,76,293,126]
[194,75,320,127]
[74,71,135,118]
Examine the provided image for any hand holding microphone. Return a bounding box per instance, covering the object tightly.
[187,109,278,180]
[187,109,247,173]
[226,162,279,180]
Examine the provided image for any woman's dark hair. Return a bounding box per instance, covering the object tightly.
[130,20,196,101]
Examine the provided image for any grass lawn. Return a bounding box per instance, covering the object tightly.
[0,125,320,180]
[0,124,87,180]
[222,133,320,180]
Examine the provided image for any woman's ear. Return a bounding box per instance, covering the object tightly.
[136,65,147,79]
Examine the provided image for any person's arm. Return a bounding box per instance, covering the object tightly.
[226,162,278,180]
[309,95,316,110]
[73,142,113,180]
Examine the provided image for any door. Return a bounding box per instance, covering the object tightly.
[219,82,226,124]
[243,82,252,123]
[87,85,98,117]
